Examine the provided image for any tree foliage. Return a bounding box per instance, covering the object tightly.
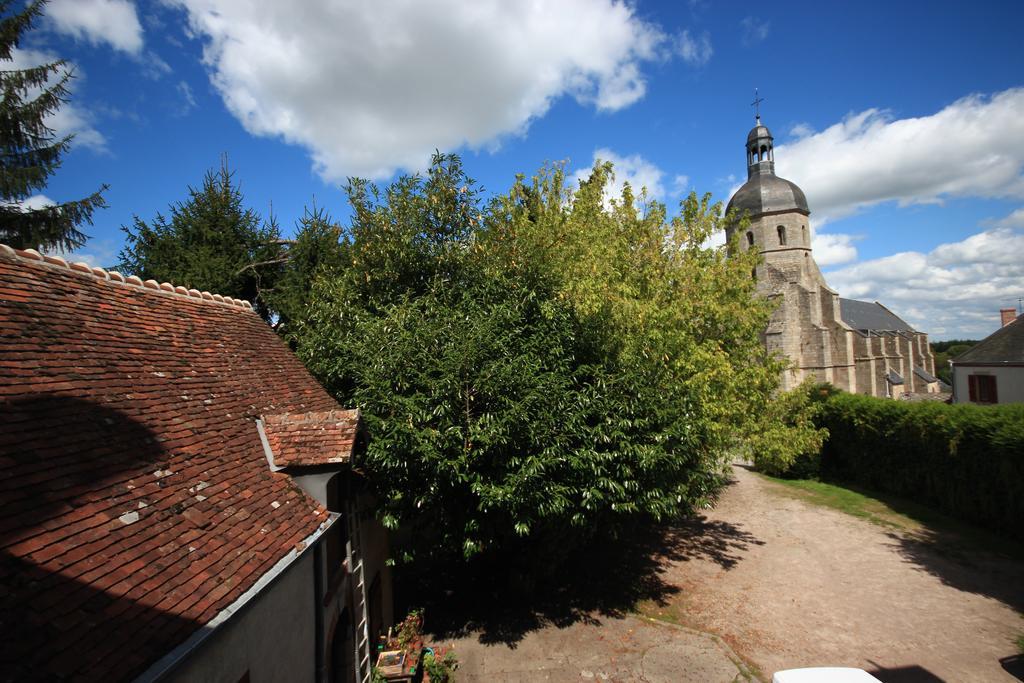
[747,380,829,477]
[930,339,977,384]
[813,390,1024,539]
[293,153,816,560]
[0,0,107,252]
[117,161,282,319]
[265,204,348,332]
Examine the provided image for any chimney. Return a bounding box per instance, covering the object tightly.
[1000,308,1017,327]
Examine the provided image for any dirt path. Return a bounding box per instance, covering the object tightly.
[653,465,1024,681]
[435,465,1024,682]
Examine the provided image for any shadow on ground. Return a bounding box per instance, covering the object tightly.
[1001,654,1024,681]
[866,661,946,682]
[883,526,1024,614]
[394,495,763,647]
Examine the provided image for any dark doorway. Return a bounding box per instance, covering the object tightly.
[330,607,354,683]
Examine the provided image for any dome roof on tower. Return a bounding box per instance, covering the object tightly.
[727,119,810,219]
[747,123,772,144]
[726,174,809,218]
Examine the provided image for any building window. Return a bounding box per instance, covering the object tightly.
[746,231,754,247]
[968,374,998,404]
[777,225,787,245]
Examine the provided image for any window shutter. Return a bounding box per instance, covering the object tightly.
[968,375,977,402]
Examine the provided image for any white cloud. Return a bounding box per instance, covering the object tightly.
[172,0,679,181]
[992,207,1024,229]
[788,122,814,138]
[8,49,107,153]
[49,238,122,269]
[572,148,683,204]
[775,88,1024,226]
[140,51,172,79]
[47,0,144,54]
[740,16,770,47]
[7,194,55,211]
[674,30,712,66]
[812,232,859,266]
[826,215,1024,338]
[177,80,196,114]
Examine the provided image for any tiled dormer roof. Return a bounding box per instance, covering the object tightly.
[262,409,362,468]
[0,245,347,681]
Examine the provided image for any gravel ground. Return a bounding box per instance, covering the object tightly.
[436,465,1024,682]
[657,466,1024,682]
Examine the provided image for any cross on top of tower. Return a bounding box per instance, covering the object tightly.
[751,88,764,123]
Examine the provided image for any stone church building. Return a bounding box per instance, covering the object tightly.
[725,116,939,398]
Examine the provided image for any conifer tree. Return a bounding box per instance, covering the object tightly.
[117,160,283,320]
[0,0,107,251]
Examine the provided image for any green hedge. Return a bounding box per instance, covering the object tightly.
[811,392,1024,539]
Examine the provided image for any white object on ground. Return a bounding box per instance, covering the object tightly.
[773,668,883,683]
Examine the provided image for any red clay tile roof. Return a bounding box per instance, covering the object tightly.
[262,409,361,467]
[0,246,349,681]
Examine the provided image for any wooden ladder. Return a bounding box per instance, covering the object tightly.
[349,503,372,683]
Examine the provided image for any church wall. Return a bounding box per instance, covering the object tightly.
[917,333,936,377]
[896,335,912,392]
[728,119,935,401]
[853,336,875,395]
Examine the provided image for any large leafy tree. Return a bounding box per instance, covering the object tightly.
[0,0,107,251]
[293,153,818,562]
[117,161,283,320]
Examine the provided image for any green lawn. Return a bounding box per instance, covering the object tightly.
[756,475,923,532]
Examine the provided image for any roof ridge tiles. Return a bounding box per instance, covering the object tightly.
[0,243,255,312]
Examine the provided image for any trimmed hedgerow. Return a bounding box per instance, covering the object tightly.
[811,392,1024,539]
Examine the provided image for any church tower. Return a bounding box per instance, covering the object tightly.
[724,115,817,285]
[725,113,856,391]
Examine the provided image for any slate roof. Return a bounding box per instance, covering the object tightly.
[886,370,904,385]
[839,298,917,333]
[0,245,347,681]
[726,172,810,218]
[953,315,1024,364]
[914,366,939,383]
[262,410,361,468]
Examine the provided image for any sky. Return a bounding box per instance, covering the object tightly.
[14,0,1024,340]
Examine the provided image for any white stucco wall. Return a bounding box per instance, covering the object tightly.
[161,550,317,683]
[951,365,1024,404]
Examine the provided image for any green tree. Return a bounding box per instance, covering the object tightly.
[295,153,818,561]
[117,161,282,319]
[930,339,977,384]
[266,204,348,333]
[0,0,107,251]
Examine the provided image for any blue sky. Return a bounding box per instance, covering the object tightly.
[16,0,1024,339]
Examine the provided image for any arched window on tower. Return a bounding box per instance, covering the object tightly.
[760,144,768,160]
[802,225,807,243]
[777,225,787,245]
[746,231,754,247]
